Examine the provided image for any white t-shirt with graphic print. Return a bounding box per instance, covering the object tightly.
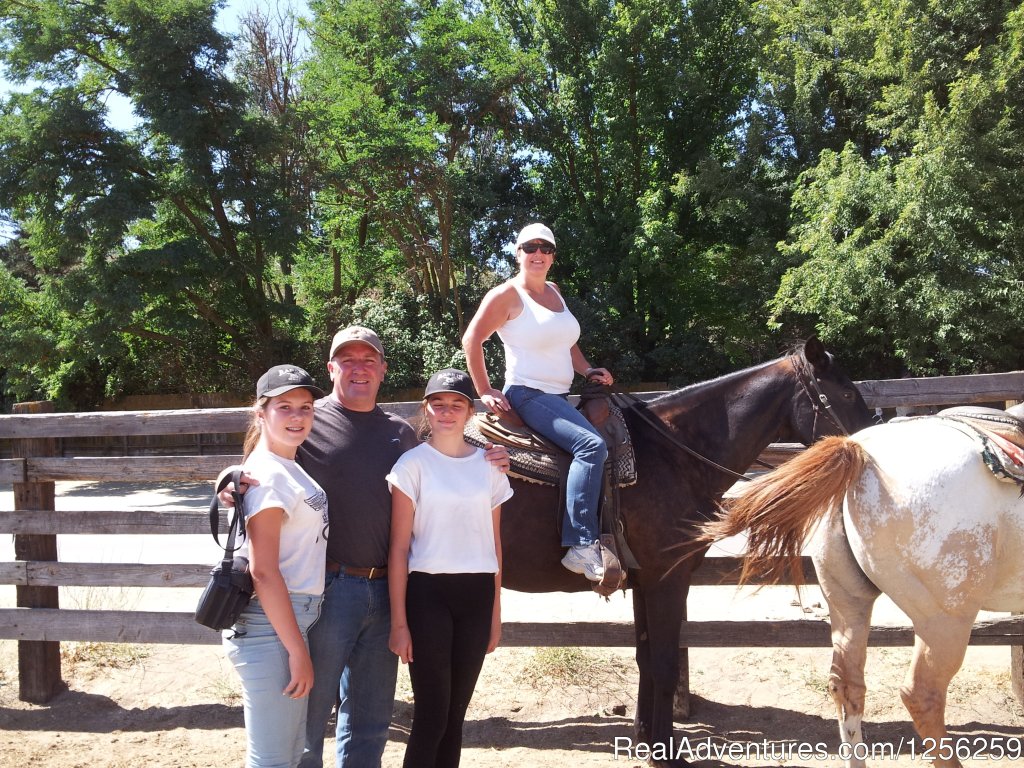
[239,449,328,595]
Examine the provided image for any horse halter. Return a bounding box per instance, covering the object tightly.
[791,354,852,439]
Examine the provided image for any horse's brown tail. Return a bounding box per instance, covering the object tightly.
[698,436,867,587]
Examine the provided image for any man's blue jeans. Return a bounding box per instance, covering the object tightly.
[505,385,607,546]
[299,571,396,768]
[224,593,323,768]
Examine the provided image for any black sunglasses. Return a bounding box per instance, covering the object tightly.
[521,243,555,255]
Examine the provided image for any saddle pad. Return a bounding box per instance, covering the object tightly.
[464,415,559,485]
[463,406,638,488]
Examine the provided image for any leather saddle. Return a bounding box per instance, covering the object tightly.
[462,388,638,595]
[463,400,637,488]
[939,405,1024,449]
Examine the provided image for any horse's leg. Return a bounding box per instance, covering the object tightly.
[632,584,654,747]
[638,577,688,767]
[812,512,880,768]
[672,600,690,719]
[900,616,973,768]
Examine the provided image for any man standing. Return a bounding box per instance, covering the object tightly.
[296,326,413,767]
[293,326,508,767]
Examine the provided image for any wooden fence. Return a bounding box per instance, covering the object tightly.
[3,371,1024,709]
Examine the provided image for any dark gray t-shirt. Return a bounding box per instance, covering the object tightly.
[297,397,418,568]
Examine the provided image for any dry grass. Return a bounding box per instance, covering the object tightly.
[201,673,242,705]
[515,647,633,709]
[58,585,150,673]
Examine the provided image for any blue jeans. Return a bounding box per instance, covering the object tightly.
[224,593,323,768]
[299,571,396,768]
[505,385,607,546]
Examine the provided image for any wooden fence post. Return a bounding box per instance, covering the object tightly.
[13,400,64,703]
[1008,398,1024,707]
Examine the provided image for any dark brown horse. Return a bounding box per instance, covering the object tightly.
[498,338,873,765]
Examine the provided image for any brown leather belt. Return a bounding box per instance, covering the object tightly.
[326,560,387,580]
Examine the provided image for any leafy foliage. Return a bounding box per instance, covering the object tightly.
[488,0,772,381]
[3,0,1024,410]
[0,0,312,406]
[299,0,534,334]
[769,0,1024,375]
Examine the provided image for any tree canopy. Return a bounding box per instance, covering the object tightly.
[2,0,1023,408]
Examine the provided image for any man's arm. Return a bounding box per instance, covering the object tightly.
[481,443,510,473]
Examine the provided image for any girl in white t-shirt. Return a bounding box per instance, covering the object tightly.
[387,368,512,768]
[223,365,329,768]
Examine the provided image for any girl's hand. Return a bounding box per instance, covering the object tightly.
[389,625,413,664]
[480,388,511,414]
[283,648,314,699]
[487,611,501,653]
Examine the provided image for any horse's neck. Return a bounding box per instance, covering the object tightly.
[647,360,793,475]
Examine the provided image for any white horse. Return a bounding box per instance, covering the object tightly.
[700,414,1024,768]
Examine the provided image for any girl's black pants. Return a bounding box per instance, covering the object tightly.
[403,571,494,768]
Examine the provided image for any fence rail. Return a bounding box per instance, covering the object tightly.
[3,370,1024,705]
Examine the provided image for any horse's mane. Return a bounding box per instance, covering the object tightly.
[648,346,804,409]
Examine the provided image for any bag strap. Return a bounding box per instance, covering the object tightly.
[209,468,246,555]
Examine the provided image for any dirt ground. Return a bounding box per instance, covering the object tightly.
[3,633,1024,767]
[3,482,1024,766]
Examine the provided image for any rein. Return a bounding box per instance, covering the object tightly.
[610,352,851,483]
[611,391,759,483]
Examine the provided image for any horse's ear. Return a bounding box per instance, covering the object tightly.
[803,336,829,370]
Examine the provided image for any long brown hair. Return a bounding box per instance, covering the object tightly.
[241,396,269,460]
[415,400,431,441]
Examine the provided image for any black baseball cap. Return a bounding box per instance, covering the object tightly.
[256,365,325,399]
[423,368,476,404]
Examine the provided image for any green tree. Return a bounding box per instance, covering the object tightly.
[490,0,765,383]
[0,0,313,406]
[300,0,534,337]
[769,0,1024,375]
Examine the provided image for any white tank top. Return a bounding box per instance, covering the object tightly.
[497,282,581,394]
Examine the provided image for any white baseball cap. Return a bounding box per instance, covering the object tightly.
[514,223,556,248]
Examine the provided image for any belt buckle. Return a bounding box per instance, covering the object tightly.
[367,567,377,580]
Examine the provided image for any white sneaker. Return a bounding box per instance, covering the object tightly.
[561,542,605,582]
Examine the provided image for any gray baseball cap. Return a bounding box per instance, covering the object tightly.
[329,326,386,359]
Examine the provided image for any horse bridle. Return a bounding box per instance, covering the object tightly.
[790,354,852,439]
[612,352,850,483]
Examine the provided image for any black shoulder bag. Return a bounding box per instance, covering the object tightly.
[194,469,255,630]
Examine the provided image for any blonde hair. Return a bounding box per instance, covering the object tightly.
[241,396,269,459]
